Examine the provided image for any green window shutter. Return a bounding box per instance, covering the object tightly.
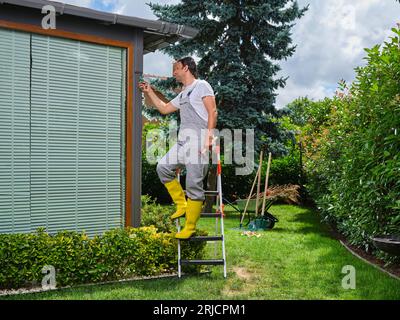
[31,35,126,236]
[0,29,31,234]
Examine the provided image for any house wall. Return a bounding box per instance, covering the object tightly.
[0,3,143,229]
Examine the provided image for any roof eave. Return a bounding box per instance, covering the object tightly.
[0,0,199,48]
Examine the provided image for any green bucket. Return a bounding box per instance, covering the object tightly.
[248,215,276,231]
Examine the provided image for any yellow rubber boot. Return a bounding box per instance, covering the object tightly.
[164,179,187,220]
[175,199,203,239]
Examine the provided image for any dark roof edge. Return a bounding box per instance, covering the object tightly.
[0,0,198,39]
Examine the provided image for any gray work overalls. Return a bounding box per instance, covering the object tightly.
[156,81,209,201]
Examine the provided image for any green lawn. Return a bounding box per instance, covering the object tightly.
[1,204,399,300]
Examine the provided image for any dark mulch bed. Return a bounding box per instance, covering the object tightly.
[326,223,400,279]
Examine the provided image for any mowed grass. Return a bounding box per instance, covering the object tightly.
[1,204,399,300]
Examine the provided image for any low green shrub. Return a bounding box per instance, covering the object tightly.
[140,195,175,233]
[139,195,208,273]
[0,226,206,290]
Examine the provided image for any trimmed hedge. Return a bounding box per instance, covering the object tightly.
[284,28,400,263]
[0,226,206,290]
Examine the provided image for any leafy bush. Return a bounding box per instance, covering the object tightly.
[0,226,206,290]
[140,195,208,274]
[285,28,400,263]
[267,142,302,186]
[140,195,175,233]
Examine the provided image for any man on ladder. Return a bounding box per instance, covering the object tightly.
[139,57,217,239]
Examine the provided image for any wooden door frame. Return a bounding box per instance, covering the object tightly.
[0,19,133,228]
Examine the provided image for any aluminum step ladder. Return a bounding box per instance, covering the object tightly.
[176,144,227,278]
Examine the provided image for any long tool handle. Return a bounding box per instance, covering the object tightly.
[254,150,264,216]
[241,162,261,225]
[261,152,272,216]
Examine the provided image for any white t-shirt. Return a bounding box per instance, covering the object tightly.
[170,79,214,122]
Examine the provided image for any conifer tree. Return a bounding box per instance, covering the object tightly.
[148,0,308,156]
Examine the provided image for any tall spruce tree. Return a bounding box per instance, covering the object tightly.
[148,0,308,157]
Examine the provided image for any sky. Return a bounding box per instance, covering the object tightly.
[59,0,400,109]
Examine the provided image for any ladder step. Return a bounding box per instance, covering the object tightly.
[204,190,219,196]
[181,259,225,266]
[184,190,218,196]
[201,212,222,218]
[182,236,223,242]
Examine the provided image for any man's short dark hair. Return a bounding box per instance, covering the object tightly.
[176,57,198,78]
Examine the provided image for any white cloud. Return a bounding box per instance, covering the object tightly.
[276,0,400,108]
[276,79,334,109]
[323,1,357,31]
[56,0,92,8]
[143,51,174,77]
[113,0,180,19]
